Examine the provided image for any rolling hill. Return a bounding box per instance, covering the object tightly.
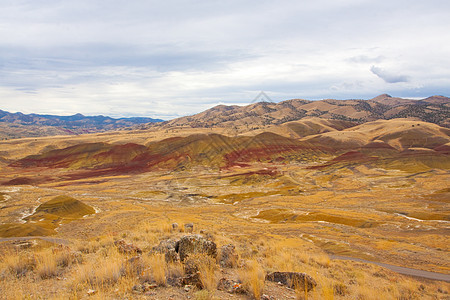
[5,118,450,183]
[144,94,449,131]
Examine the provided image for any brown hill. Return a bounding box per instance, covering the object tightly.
[6,119,449,182]
[302,119,450,151]
[245,117,358,139]
[145,95,449,131]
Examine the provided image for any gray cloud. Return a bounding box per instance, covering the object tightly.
[370,66,410,83]
[0,0,449,118]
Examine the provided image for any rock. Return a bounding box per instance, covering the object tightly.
[125,255,145,275]
[217,278,245,294]
[172,223,179,230]
[219,244,238,268]
[265,272,316,291]
[165,248,180,263]
[184,284,193,292]
[167,276,182,287]
[175,234,217,261]
[152,239,180,262]
[132,283,158,293]
[153,239,177,252]
[114,239,142,255]
[181,272,202,289]
[184,223,194,233]
[87,289,97,296]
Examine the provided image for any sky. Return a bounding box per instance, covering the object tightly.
[0,0,449,119]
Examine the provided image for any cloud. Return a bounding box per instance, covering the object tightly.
[370,66,410,83]
[347,55,384,64]
[0,1,449,118]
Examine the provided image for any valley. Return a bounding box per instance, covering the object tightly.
[0,103,449,299]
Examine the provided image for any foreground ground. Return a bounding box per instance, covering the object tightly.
[0,161,449,299]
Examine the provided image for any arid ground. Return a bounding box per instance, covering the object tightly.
[0,117,449,299]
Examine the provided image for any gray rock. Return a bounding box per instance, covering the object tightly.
[181,272,202,289]
[165,248,180,263]
[152,239,180,262]
[175,234,217,261]
[266,272,316,291]
[219,244,238,268]
[184,223,194,233]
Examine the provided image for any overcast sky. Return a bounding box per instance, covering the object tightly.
[1,0,449,119]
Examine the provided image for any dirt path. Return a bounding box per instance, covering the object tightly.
[331,255,450,282]
[0,236,70,245]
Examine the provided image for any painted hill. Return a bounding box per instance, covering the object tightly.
[145,95,449,130]
[0,109,163,139]
[7,119,449,182]
[10,133,321,175]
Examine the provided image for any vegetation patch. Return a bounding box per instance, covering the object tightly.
[253,209,378,228]
[0,195,95,237]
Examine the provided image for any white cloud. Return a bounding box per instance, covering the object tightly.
[370,66,410,83]
[0,0,450,118]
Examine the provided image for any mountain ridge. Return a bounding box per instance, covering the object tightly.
[0,110,163,139]
[144,94,449,130]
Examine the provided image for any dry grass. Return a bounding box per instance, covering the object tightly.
[72,246,123,288]
[239,260,265,299]
[194,290,216,300]
[197,255,217,291]
[1,250,36,277]
[36,250,58,279]
[142,253,167,285]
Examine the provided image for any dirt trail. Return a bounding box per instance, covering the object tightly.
[331,255,450,282]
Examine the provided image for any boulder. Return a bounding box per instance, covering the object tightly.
[184,223,194,233]
[152,239,179,262]
[172,223,179,231]
[165,248,179,263]
[175,234,217,261]
[114,239,142,255]
[219,244,238,268]
[181,272,202,289]
[265,272,316,291]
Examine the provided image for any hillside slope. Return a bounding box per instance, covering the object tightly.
[145,95,449,130]
[5,119,449,183]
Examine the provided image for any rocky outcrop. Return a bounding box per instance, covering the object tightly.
[152,239,179,262]
[219,244,238,268]
[114,239,142,255]
[175,234,217,261]
[265,271,316,291]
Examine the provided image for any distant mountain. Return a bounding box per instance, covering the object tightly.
[0,110,163,139]
[144,94,449,130]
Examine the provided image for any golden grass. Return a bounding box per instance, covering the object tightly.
[36,250,58,279]
[73,246,123,288]
[1,252,35,277]
[197,255,217,291]
[143,253,167,286]
[239,260,265,299]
